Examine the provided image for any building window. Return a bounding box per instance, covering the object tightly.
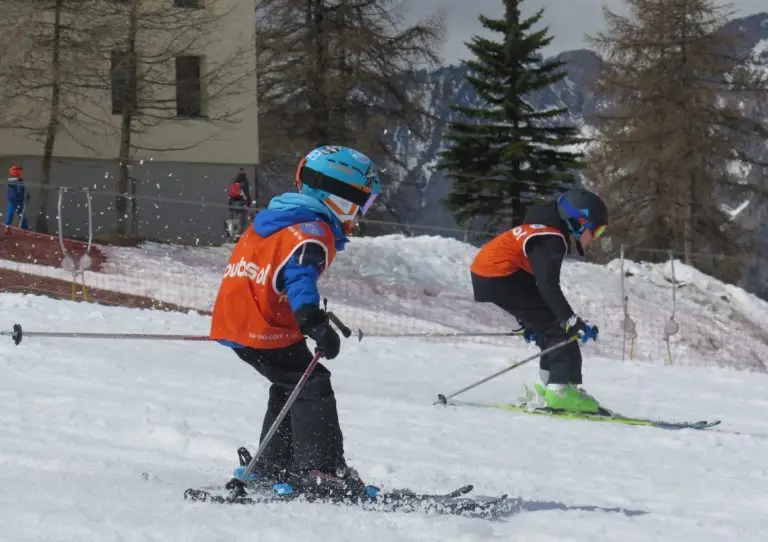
[173,0,202,8]
[175,55,203,118]
[111,50,137,115]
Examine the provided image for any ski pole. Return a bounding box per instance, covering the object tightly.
[2,324,213,346]
[354,329,523,341]
[433,336,578,405]
[5,300,352,346]
[322,298,352,338]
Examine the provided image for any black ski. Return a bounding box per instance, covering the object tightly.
[185,446,510,518]
[183,483,510,518]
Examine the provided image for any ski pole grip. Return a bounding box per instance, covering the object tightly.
[12,324,22,345]
[327,311,352,338]
[321,298,351,338]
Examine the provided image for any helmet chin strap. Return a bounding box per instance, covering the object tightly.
[341,219,356,235]
[565,219,586,256]
[327,206,357,235]
[574,238,585,256]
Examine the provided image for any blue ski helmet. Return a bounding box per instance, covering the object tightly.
[295,145,382,233]
[556,187,608,240]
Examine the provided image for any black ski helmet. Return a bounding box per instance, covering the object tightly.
[556,187,608,240]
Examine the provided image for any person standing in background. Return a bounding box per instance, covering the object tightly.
[4,165,30,231]
[226,169,253,240]
[234,168,253,203]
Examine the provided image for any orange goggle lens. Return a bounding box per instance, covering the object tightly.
[592,225,606,239]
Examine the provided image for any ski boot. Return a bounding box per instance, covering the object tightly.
[229,446,278,494]
[542,383,601,414]
[273,465,379,502]
[516,369,550,409]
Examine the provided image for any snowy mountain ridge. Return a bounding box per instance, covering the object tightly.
[391,12,768,234]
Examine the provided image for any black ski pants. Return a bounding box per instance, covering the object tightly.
[234,340,345,475]
[471,271,582,385]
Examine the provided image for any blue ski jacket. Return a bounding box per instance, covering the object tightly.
[7,176,25,204]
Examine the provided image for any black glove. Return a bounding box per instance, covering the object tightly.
[562,314,599,344]
[514,320,536,344]
[522,327,537,344]
[294,305,340,359]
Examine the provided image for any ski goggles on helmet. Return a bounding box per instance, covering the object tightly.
[297,160,379,217]
[558,196,607,239]
[591,224,607,239]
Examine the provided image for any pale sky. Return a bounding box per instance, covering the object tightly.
[404,0,768,66]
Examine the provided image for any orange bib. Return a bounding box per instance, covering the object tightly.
[209,221,337,349]
[470,224,566,278]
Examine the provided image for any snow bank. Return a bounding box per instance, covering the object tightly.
[2,233,767,371]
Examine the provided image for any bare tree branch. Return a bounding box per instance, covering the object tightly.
[254,0,444,222]
[585,0,768,282]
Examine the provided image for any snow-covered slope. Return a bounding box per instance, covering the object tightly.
[1,294,767,541]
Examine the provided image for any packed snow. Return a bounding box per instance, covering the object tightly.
[1,233,768,539]
[1,292,768,541]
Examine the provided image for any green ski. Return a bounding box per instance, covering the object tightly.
[444,400,721,430]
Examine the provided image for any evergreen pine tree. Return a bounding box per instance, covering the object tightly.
[437,0,584,230]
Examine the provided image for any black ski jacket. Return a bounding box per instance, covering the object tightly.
[521,201,575,323]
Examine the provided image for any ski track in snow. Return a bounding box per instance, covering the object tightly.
[1,294,767,541]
